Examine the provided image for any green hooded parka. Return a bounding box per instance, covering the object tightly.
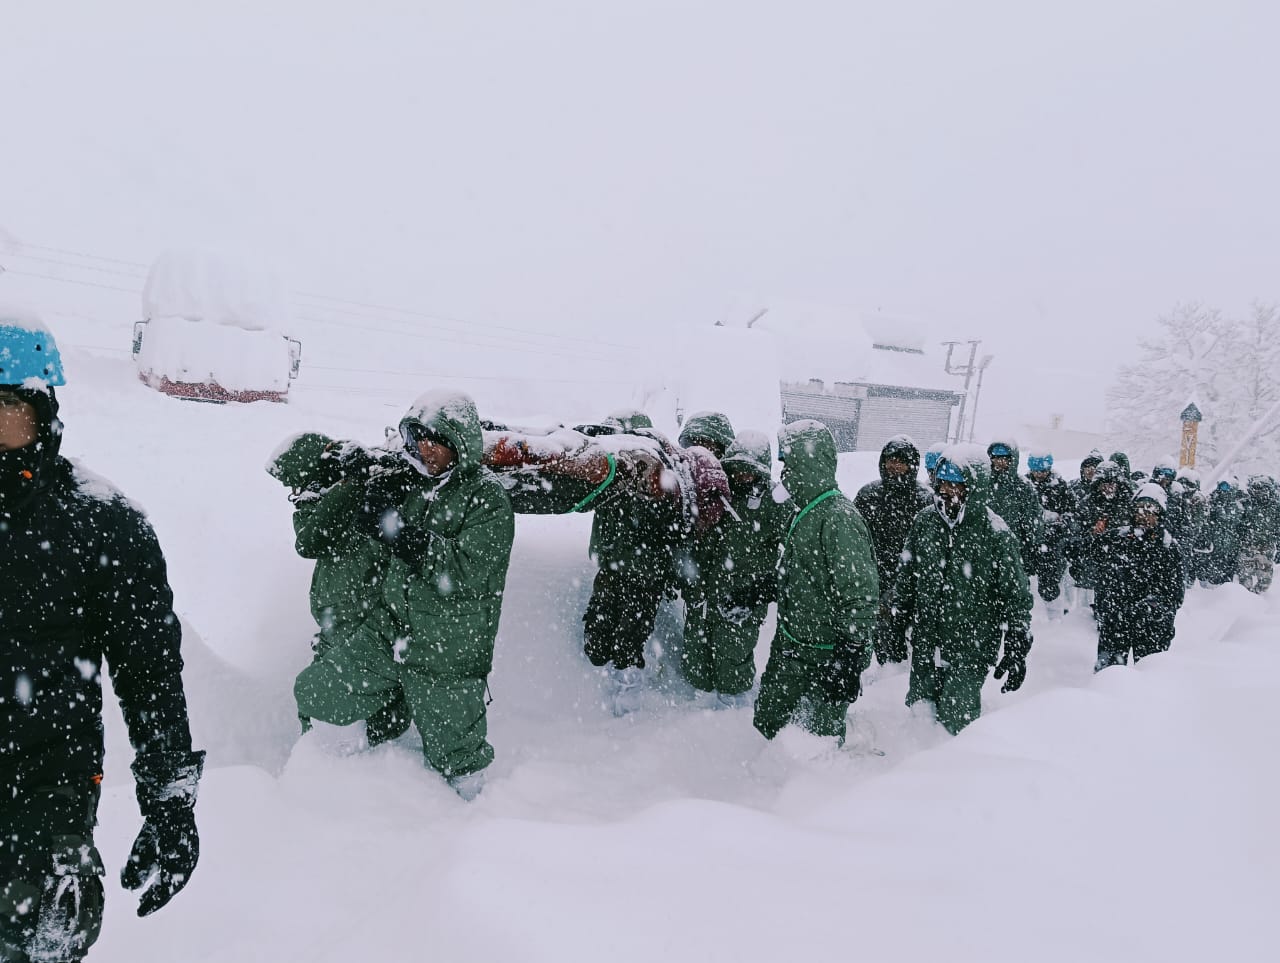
[293,393,515,779]
[893,450,1034,734]
[681,430,788,695]
[753,420,879,741]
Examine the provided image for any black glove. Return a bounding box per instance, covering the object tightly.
[820,633,872,704]
[385,523,440,564]
[355,470,416,540]
[1136,594,1170,622]
[993,627,1032,693]
[122,750,204,917]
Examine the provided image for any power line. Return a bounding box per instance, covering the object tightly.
[2,268,142,296]
[293,288,633,351]
[16,242,149,269]
[3,251,148,281]
[12,239,640,353]
[305,362,624,386]
[292,311,621,365]
[293,298,632,356]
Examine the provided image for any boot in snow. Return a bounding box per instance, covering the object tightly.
[715,691,751,710]
[447,771,485,801]
[609,666,645,716]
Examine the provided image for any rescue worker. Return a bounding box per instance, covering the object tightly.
[269,433,410,746]
[1093,484,1185,669]
[891,449,1034,734]
[854,436,931,663]
[677,411,735,460]
[986,439,1045,574]
[1025,450,1075,617]
[681,430,787,704]
[293,392,515,799]
[1237,474,1280,594]
[2,315,204,961]
[1200,476,1245,586]
[753,421,879,744]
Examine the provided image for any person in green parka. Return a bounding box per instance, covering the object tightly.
[753,420,879,743]
[678,410,736,460]
[681,429,788,704]
[581,410,686,686]
[891,448,1034,735]
[986,438,1045,575]
[292,392,514,799]
[268,432,413,746]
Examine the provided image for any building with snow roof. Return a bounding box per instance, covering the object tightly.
[722,298,964,452]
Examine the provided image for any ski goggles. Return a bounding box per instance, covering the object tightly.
[988,444,1012,458]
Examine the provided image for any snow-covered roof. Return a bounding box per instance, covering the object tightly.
[719,296,958,393]
[0,300,49,333]
[142,248,292,331]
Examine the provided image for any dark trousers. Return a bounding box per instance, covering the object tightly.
[1,777,104,963]
[1095,614,1174,671]
[583,564,666,669]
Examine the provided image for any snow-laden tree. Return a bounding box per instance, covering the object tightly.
[1107,302,1280,475]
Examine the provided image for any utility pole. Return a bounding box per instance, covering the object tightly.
[966,354,996,443]
[942,339,981,443]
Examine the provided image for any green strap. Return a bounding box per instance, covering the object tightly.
[779,622,833,651]
[780,488,841,650]
[571,453,617,513]
[787,488,839,544]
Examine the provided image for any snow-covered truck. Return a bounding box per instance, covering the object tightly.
[132,249,302,403]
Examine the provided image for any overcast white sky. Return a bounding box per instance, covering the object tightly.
[3,0,1278,433]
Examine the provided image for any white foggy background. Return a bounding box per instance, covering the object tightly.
[3,0,1279,434]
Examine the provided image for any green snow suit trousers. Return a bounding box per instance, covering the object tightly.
[1,779,104,963]
[906,647,990,735]
[681,592,764,695]
[294,630,493,778]
[752,633,849,741]
[582,564,666,670]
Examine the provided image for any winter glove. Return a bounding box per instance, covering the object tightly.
[384,522,441,565]
[993,627,1032,694]
[355,470,417,539]
[820,632,873,704]
[122,750,204,917]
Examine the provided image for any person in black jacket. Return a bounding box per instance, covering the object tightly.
[1073,460,1134,609]
[1025,451,1076,617]
[1,316,203,962]
[854,436,931,664]
[1092,483,1185,671]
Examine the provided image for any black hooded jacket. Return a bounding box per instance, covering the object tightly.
[1,456,194,785]
[854,437,932,592]
[1093,516,1184,629]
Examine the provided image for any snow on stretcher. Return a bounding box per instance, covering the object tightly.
[133,248,301,403]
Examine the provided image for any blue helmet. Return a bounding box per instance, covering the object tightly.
[0,316,66,387]
[988,443,1012,458]
[935,460,966,484]
[1027,453,1053,473]
[924,448,943,472]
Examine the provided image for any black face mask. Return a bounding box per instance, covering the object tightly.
[0,443,42,513]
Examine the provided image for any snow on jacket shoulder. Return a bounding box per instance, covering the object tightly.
[1,457,193,783]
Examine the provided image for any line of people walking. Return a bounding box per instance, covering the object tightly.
[6,310,1272,961]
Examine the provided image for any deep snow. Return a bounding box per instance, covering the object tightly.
[34,337,1280,962]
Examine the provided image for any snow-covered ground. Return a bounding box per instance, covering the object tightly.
[44,338,1279,962]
